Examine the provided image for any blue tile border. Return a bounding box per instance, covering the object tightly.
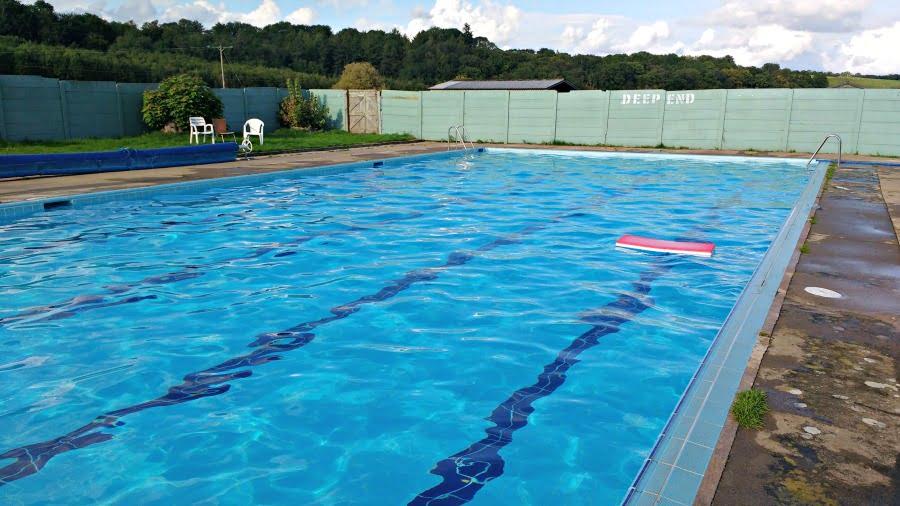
[622,160,829,505]
[827,159,900,167]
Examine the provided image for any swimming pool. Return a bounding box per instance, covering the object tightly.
[0,149,814,505]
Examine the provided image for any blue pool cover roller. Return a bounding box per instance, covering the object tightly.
[0,143,239,178]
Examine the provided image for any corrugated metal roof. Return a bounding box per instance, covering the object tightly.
[429,79,576,90]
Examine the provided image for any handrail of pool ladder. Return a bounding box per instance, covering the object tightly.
[447,125,474,156]
[806,134,841,170]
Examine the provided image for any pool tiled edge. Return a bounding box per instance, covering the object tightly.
[622,161,830,506]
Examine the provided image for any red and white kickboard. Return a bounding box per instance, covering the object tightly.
[616,234,715,257]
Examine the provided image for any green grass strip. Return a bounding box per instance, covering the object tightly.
[0,130,415,156]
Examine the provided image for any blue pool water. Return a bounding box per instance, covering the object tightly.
[0,149,809,505]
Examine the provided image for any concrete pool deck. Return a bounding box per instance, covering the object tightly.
[708,162,899,506]
[1,142,897,504]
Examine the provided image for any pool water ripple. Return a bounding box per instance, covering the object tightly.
[0,151,808,504]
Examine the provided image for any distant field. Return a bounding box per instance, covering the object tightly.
[827,76,900,89]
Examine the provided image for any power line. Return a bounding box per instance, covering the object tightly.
[207,45,233,88]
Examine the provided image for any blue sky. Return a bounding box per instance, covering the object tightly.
[29,0,900,74]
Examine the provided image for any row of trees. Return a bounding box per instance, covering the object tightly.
[0,0,831,90]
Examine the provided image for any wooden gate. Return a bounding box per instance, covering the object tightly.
[348,90,379,133]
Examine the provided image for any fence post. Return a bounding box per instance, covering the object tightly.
[717,90,728,150]
[552,91,559,143]
[505,91,511,144]
[658,89,667,146]
[417,91,423,139]
[242,88,249,125]
[853,89,866,155]
[0,84,6,141]
[58,80,71,140]
[115,83,126,138]
[344,90,350,131]
[601,91,611,145]
[783,88,795,152]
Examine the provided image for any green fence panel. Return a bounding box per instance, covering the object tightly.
[507,91,557,144]
[463,91,508,143]
[213,88,246,134]
[787,89,863,154]
[662,89,726,149]
[421,91,464,141]
[857,89,900,156]
[0,75,65,141]
[117,83,156,137]
[555,91,609,145]
[380,90,422,137]
[722,89,793,151]
[244,87,279,133]
[309,89,348,131]
[61,80,120,139]
[0,84,5,140]
[606,90,666,147]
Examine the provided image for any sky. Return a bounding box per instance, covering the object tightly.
[27,0,900,74]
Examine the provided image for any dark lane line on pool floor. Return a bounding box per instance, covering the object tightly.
[408,194,745,506]
[0,210,434,326]
[0,208,587,486]
[408,258,674,506]
[1,172,550,326]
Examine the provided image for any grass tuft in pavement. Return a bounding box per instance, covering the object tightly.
[731,388,769,429]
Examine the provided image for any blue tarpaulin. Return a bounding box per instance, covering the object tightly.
[0,143,239,178]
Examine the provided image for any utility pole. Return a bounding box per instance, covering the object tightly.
[208,45,233,88]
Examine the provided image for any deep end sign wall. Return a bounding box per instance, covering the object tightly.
[621,92,695,105]
[379,88,900,156]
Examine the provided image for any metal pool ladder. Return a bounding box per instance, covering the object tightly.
[806,134,841,170]
[447,125,474,156]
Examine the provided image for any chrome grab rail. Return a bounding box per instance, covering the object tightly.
[806,134,841,170]
[447,125,474,156]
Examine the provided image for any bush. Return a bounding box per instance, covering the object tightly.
[278,78,329,131]
[142,74,223,132]
[731,388,769,429]
[333,62,384,90]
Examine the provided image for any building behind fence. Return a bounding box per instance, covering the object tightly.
[1,74,898,156]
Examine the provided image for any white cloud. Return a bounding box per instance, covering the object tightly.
[355,17,403,32]
[405,0,522,44]
[286,7,317,25]
[560,25,584,49]
[113,0,158,23]
[25,0,900,73]
[31,0,108,12]
[238,0,282,27]
[708,0,870,32]
[822,21,900,73]
[684,24,814,67]
[319,0,369,9]
[157,0,316,27]
[159,1,223,25]
[579,19,611,53]
[615,21,671,53]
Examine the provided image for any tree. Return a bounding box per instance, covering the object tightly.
[142,74,223,132]
[0,0,843,90]
[332,61,384,89]
[279,78,329,130]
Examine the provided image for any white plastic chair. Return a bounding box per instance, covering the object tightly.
[189,117,214,144]
[243,119,264,146]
